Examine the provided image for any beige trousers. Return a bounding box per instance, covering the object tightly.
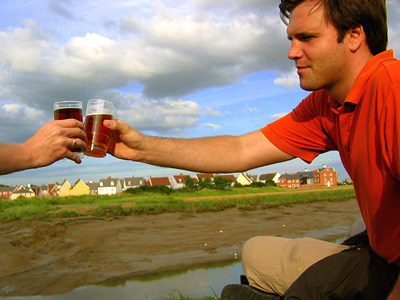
[242,236,350,296]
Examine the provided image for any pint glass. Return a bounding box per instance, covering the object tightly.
[84,99,115,158]
[53,101,83,156]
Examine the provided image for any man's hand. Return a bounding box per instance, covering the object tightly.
[104,118,144,161]
[22,119,88,167]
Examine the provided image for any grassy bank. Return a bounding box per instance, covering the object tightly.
[0,186,355,221]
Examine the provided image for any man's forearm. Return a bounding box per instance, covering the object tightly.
[138,134,249,173]
[0,143,35,175]
[136,130,294,173]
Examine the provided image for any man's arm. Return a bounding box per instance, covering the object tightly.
[105,119,295,173]
[0,119,87,175]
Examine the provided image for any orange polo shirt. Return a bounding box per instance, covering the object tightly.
[262,50,400,265]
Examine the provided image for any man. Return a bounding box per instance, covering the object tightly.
[0,119,87,175]
[104,0,399,298]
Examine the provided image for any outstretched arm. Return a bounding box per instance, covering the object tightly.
[105,118,294,173]
[0,119,87,175]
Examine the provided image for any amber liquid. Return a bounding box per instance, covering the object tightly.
[84,114,113,158]
[54,107,83,152]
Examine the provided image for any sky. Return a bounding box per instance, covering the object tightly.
[0,0,399,186]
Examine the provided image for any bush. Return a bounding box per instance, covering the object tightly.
[124,185,172,195]
[52,210,81,218]
[90,207,106,217]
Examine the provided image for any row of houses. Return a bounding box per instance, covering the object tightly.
[0,165,339,199]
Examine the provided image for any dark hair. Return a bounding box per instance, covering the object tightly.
[279,0,388,55]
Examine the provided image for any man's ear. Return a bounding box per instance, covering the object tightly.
[347,25,365,52]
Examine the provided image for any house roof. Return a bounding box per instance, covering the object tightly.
[0,186,15,192]
[87,182,100,190]
[124,177,145,186]
[280,173,301,180]
[298,171,313,178]
[13,188,35,194]
[259,173,278,181]
[219,174,237,183]
[99,178,120,187]
[149,177,171,186]
[317,167,335,173]
[173,175,198,184]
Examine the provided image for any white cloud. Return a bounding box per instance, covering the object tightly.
[203,106,223,117]
[199,123,221,129]
[271,112,288,119]
[242,103,259,114]
[115,95,200,135]
[0,102,47,143]
[273,71,299,89]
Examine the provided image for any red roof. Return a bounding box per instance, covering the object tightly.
[148,177,171,186]
[219,174,237,183]
[173,175,198,183]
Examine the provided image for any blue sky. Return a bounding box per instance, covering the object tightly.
[0,0,399,186]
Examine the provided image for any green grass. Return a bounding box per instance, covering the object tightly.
[0,186,356,221]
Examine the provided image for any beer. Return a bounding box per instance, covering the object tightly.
[54,107,83,122]
[53,101,83,153]
[84,114,113,158]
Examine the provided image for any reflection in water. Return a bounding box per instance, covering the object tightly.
[2,261,243,300]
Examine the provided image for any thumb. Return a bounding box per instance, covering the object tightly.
[104,118,130,134]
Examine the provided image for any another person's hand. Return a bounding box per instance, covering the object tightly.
[104,118,143,161]
[22,119,87,167]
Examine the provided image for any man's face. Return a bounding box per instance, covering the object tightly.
[287,0,349,94]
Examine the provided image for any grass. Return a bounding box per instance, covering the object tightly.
[0,185,355,221]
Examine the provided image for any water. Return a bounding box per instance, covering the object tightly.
[2,261,243,300]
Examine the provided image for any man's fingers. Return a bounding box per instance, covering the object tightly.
[65,151,82,164]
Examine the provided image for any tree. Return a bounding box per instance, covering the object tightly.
[198,177,213,190]
[214,176,232,190]
[184,176,195,189]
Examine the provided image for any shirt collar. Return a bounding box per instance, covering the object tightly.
[329,50,395,113]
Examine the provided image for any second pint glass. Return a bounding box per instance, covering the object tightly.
[84,99,115,158]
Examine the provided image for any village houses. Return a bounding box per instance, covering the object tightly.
[0,165,339,199]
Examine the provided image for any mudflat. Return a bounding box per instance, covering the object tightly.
[0,199,361,297]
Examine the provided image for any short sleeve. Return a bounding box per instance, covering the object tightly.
[261,91,338,163]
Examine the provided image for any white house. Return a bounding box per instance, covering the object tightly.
[10,187,35,200]
[236,173,254,186]
[98,178,123,195]
[259,173,281,184]
[122,176,145,191]
[171,174,198,189]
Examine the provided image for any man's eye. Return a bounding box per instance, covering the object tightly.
[301,36,314,41]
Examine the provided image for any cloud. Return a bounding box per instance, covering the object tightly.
[242,103,259,114]
[0,1,291,104]
[203,106,224,117]
[199,123,222,129]
[271,112,288,119]
[0,102,47,143]
[273,71,299,89]
[114,94,201,135]
[48,0,75,20]
[0,0,398,146]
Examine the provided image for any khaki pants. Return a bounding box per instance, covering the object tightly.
[242,236,350,296]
